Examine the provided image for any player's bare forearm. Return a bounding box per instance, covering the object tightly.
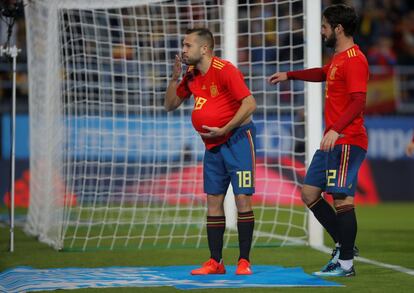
[200,95,256,138]
[164,80,183,112]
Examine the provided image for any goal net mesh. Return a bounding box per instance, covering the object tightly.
[25,0,308,250]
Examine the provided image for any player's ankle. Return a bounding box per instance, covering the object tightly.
[338,259,353,270]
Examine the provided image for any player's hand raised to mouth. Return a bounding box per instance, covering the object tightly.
[171,54,182,81]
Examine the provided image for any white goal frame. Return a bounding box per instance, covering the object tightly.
[24,0,324,250]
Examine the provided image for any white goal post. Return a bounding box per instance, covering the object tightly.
[24,0,323,251]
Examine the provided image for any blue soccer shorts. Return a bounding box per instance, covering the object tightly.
[304,144,366,196]
[203,121,256,195]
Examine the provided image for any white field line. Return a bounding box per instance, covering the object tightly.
[312,245,414,276]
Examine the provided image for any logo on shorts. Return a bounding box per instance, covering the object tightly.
[210,83,219,97]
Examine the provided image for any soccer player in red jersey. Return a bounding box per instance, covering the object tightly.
[268,4,369,277]
[165,28,256,275]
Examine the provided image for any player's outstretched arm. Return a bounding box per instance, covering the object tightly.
[164,55,185,112]
[269,68,326,84]
[268,72,288,84]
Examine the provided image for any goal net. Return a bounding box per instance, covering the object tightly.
[25,0,322,251]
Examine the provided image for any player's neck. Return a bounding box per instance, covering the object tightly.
[197,55,213,75]
[334,36,355,54]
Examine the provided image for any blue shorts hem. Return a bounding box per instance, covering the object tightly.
[204,189,228,195]
[325,188,356,197]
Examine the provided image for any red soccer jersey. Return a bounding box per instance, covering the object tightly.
[324,45,369,150]
[176,56,251,149]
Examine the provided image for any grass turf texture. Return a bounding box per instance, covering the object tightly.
[1,203,413,292]
[57,205,307,250]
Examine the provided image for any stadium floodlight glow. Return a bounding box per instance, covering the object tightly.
[24,0,322,251]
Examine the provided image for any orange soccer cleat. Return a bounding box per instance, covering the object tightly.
[235,258,252,275]
[190,258,226,275]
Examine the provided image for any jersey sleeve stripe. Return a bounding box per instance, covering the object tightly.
[213,59,225,66]
[212,61,225,69]
[346,48,357,58]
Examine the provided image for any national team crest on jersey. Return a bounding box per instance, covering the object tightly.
[210,83,219,97]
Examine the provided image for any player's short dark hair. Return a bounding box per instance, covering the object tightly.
[186,28,214,50]
[323,4,358,37]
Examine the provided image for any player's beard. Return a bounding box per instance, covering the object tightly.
[181,53,201,66]
[323,32,337,48]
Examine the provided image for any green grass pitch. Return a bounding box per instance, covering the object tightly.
[1,203,413,292]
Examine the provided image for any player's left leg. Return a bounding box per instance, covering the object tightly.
[235,194,254,275]
[314,194,357,277]
[314,144,366,277]
[223,121,256,275]
[334,194,357,275]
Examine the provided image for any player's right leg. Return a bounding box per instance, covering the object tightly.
[301,150,342,273]
[302,184,342,273]
[191,194,227,275]
[191,147,228,275]
[302,150,340,245]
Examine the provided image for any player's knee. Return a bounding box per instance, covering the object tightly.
[301,191,312,206]
[207,195,225,216]
[332,193,354,208]
[301,187,321,206]
[207,204,224,216]
[235,194,252,212]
